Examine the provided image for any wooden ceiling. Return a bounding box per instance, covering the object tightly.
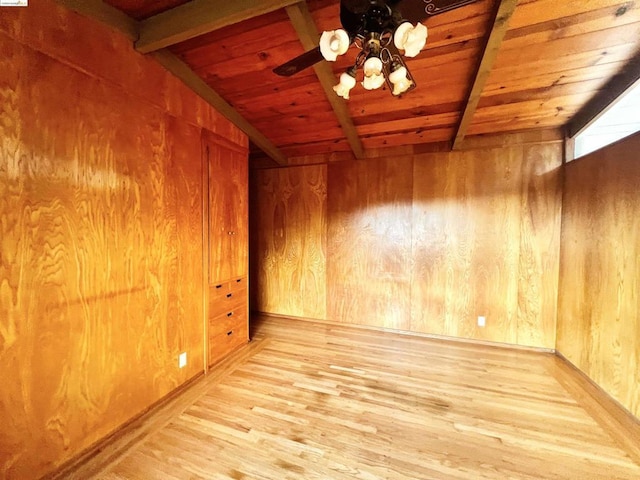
[86,0,640,164]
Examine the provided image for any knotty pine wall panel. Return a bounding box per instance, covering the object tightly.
[557,132,640,419]
[252,136,562,348]
[0,2,247,478]
[327,158,414,330]
[251,166,327,319]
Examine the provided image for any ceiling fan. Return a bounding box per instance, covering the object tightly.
[273,0,479,98]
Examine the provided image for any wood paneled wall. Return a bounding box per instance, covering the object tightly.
[251,166,327,319]
[251,135,563,348]
[557,131,640,419]
[327,158,413,330]
[411,143,561,346]
[0,2,246,478]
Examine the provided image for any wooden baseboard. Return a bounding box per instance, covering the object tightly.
[47,338,267,479]
[551,352,640,466]
[252,311,556,354]
[44,372,204,479]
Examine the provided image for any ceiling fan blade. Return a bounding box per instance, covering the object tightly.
[340,0,370,35]
[389,0,481,23]
[273,46,325,77]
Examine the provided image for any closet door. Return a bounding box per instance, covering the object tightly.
[209,144,248,282]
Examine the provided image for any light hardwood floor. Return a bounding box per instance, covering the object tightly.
[81,315,640,480]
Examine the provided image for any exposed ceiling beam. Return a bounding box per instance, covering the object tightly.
[567,52,640,138]
[136,0,301,54]
[55,0,138,40]
[285,2,365,159]
[452,0,518,150]
[55,0,288,166]
[153,51,288,165]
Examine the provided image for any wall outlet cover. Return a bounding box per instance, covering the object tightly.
[477,316,486,327]
[179,352,187,368]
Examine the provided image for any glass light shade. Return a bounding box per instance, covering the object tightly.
[363,57,383,77]
[333,71,357,99]
[389,66,412,95]
[393,22,428,58]
[362,56,384,90]
[362,73,385,90]
[319,29,350,61]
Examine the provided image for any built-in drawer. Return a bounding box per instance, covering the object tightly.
[207,276,248,366]
[209,276,247,302]
[209,286,247,319]
[209,303,248,336]
[208,315,248,366]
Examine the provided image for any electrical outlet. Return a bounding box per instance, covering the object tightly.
[477,316,486,327]
[179,352,187,368]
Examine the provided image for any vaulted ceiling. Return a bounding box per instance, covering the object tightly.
[64,0,640,165]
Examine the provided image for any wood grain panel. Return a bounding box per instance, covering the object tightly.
[508,0,640,31]
[0,35,203,480]
[516,143,562,347]
[0,2,247,477]
[207,136,249,283]
[327,158,414,330]
[468,1,640,136]
[361,127,456,149]
[411,148,524,344]
[0,0,249,144]
[254,133,562,348]
[104,0,191,20]
[408,142,560,348]
[170,7,348,156]
[557,131,640,419]
[251,165,327,319]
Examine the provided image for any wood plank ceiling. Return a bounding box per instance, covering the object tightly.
[99,0,640,164]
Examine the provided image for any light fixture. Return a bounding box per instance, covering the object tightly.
[362,56,385,90]
[333,68,357,99]
[388,63,413,96]
[319,4,427,100]
[319,29,350,61]
[393,22,428,58]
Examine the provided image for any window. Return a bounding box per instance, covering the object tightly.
[573,80,640,159]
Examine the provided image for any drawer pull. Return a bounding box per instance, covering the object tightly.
[226,293,232,298]
[215,284,223,289]
[227,312,233,317]
[227,330,233,336]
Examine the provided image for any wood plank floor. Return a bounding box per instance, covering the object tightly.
[88,315,640,480]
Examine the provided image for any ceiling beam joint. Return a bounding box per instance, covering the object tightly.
[55,0,138,40]
[452,0,518,150]
[285,1,365,159]
[136,0,301,54]
[152,51,289,166]
[55,0,288,165]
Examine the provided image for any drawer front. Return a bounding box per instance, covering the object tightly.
[228,276,247,292]
[210,280,231,301]
[208,319,248,366]
[209,303,248,337]
[209,276,248,303]
[209,287,247,318]
[207,276,249,366]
